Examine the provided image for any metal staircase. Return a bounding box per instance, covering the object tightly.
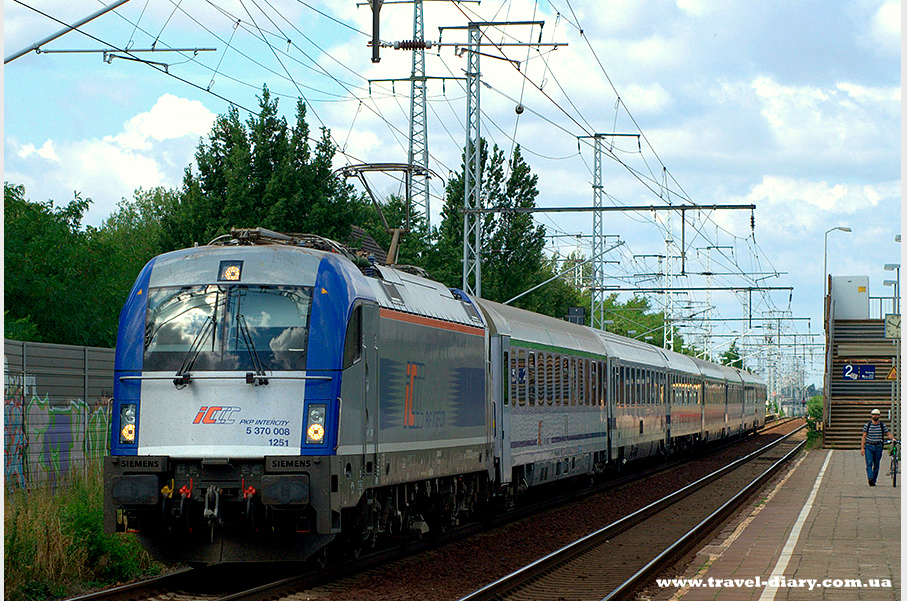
[824,319,898,448]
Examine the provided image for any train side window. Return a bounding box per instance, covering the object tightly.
[600,362,606,406]
[517,349,526,406]
[642,369,648,405]
[504,351,510,406]
[615,365,621,406]
[625,365,631,406]
[528,352,536,406]
[553,355,561,405]
[614,365,620,407]
[547,355,555,405]
[591,361,597,407]
[585,359,592,405]
[646,369,651,405]
[510,352,517,406]
[342,304,362,369]
[562,356,570,405]
[577,359,585,406]
[645,369,650,405]
[630,367,636,406]
[535,353,548,405]
[651,370,656,405]
[621,365,627,407]
[583,359,595,405]
[570,357,578,406]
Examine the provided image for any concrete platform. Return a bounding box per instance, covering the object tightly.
[651,448,900,600]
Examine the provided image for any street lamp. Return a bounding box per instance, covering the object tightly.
[884,263,900,314]
[824,226,852,298]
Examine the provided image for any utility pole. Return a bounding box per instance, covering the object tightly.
[439,20,557,298]
[463,21,483,297]
[579,133,639,330]
[407,0,430,234]
[366,0,435,236]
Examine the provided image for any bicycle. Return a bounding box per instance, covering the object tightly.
[885,439,900,487]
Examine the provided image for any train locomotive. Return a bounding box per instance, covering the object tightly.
[104,228,766,564]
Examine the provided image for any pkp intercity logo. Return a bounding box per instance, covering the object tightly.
[193,406,241,425]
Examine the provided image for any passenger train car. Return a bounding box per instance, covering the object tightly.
[104,229,766,564]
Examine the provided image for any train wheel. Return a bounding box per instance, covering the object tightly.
[311,547,328,569]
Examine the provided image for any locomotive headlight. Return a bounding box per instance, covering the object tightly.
[120,403,137,444]
[306,404,326,444]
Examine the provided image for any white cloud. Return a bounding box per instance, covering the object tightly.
[627,35,686,70]
[676,0,713,17]
[17,140,58,161]
[7,94,217,225]
[729,175,898,232]
[870,0,901,55]
[110,94,216,151]
[622,83,672,114]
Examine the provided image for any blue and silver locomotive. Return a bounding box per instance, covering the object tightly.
[104,228,765,563]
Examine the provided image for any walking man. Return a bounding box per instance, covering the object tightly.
[861,408,894,486]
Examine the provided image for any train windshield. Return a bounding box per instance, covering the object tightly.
[143,285,312,372]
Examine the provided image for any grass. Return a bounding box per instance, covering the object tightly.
[805,394,824,451]
[4,461,166,601]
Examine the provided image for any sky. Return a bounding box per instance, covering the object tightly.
[3,0,902,390]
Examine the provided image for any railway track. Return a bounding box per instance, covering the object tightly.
[68,420,804,601]
[457,424,807,601]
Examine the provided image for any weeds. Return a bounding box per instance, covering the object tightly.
[805,394,824,450]
[4,461,165,601]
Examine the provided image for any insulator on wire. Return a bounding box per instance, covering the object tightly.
[750,210,755,232]
[393,40,434,51]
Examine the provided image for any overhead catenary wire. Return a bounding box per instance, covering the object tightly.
[20,0,810,377]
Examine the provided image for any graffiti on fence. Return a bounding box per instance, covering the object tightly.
[4,358,111,490]
[4,364,33,489]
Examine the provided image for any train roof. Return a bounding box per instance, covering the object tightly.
[146,244,326,288]
[474,298,607,356]
[689,355,744,383]
[593,330,668,370]
[371,265,486,329]
[735,367,765,387]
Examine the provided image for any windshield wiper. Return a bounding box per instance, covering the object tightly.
[236,314,269,385]
[173,316,215,387]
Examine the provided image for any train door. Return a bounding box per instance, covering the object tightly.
[362,304,379,485]
[603,356,612,464]
[491,335,512,484]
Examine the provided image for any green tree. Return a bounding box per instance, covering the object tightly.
[482,145,548,310]
[720,341,744,369]
[431,141,551,310]
[162,87,367,249]
[4,183,122,346]
[424,181,468,289]
[99,186,179,269]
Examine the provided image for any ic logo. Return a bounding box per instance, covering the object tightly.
[193,406,241,425]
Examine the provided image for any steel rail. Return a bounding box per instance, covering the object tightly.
[602,436,808,600]
[62,567,195,601]
[457,425,807,601]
